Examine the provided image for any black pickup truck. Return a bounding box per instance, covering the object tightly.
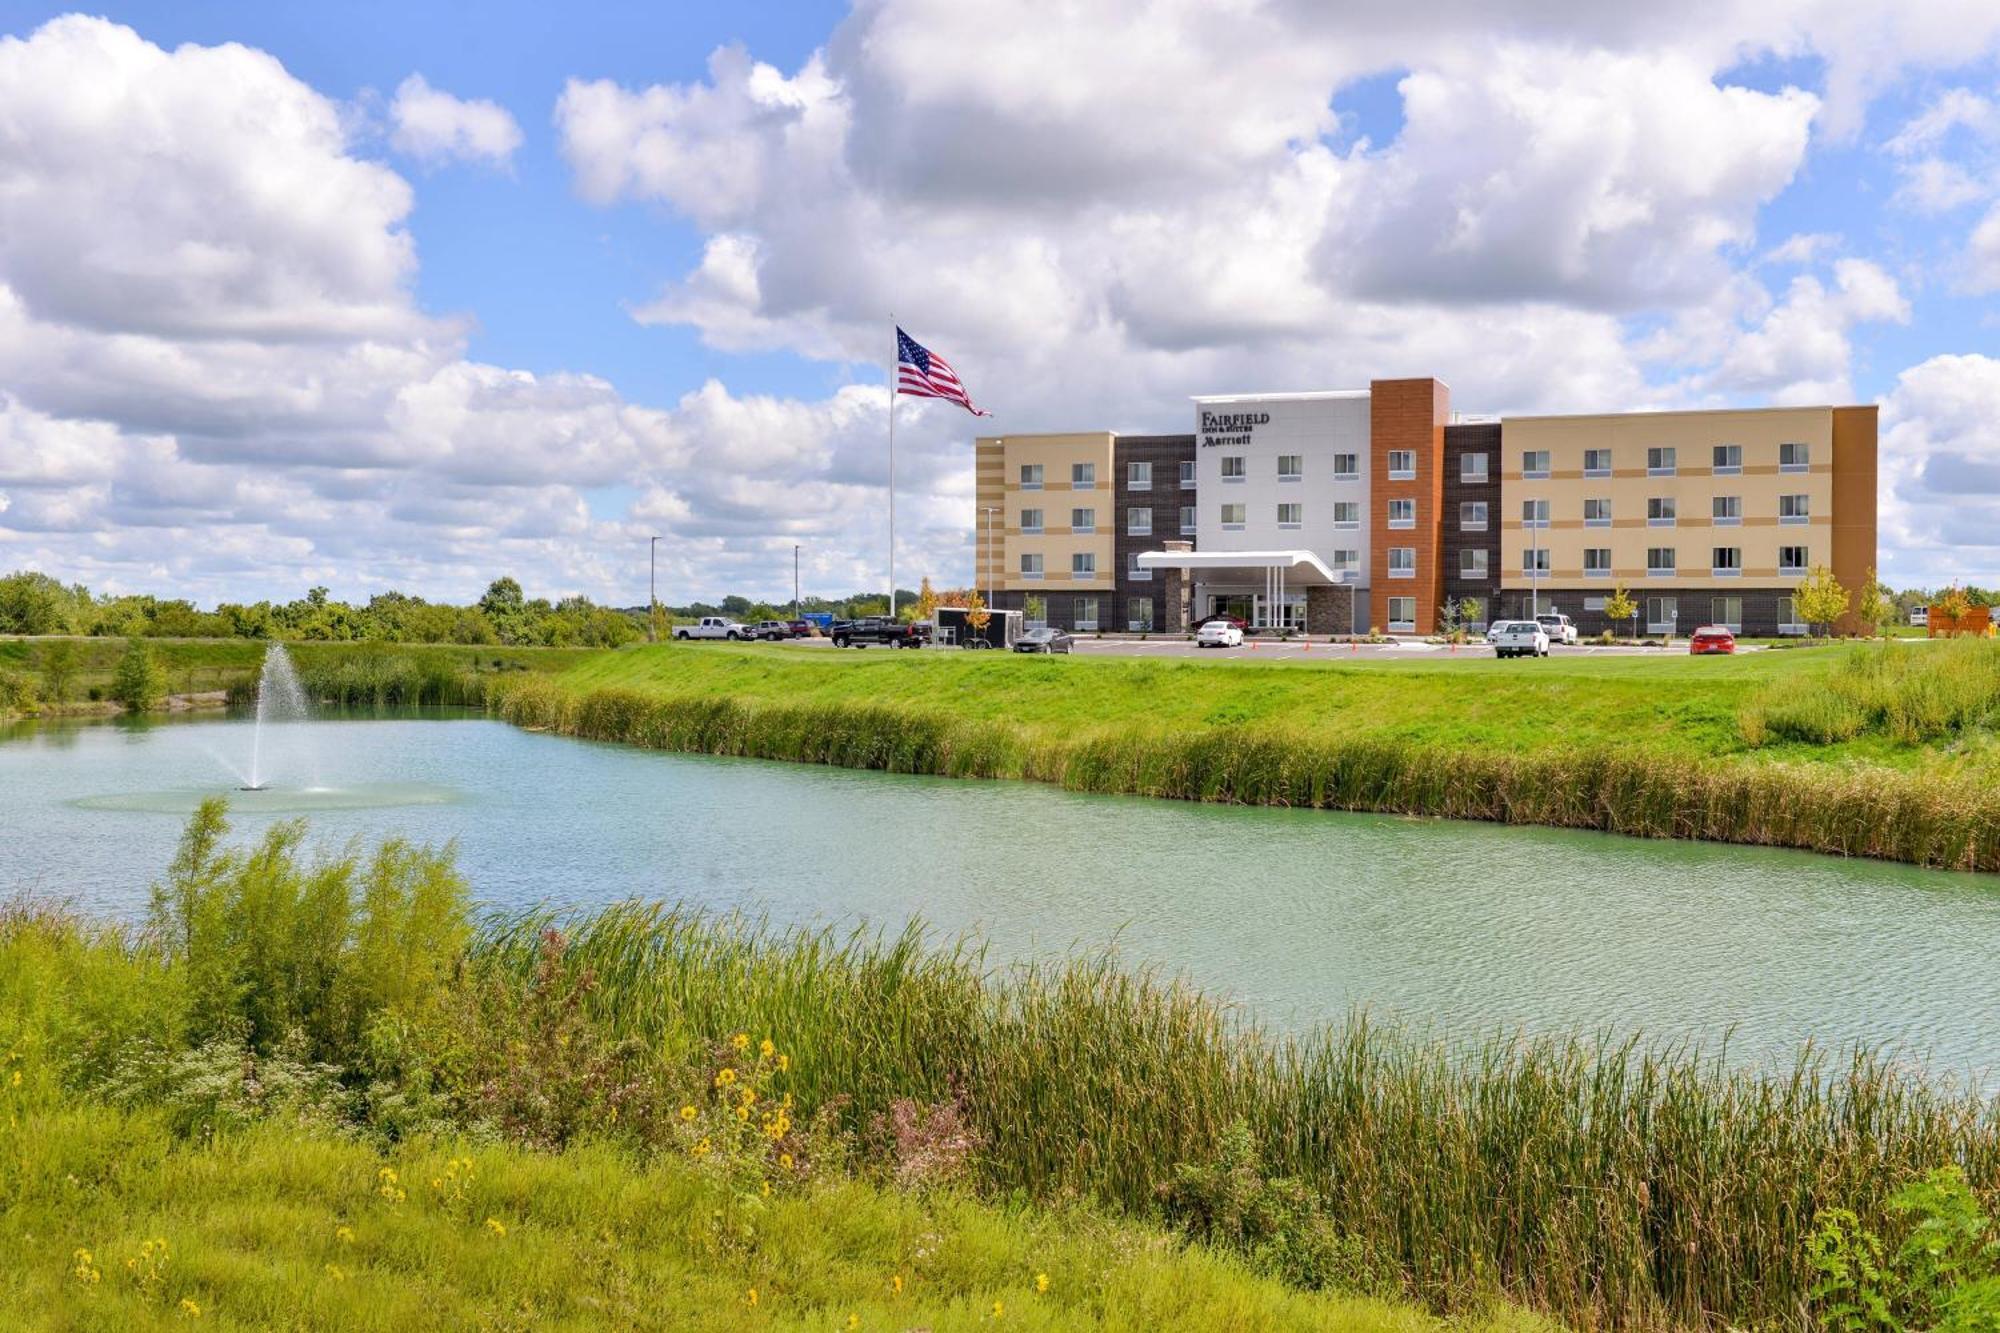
[829,616,928,648]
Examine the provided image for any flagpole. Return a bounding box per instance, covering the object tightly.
[887,319,897,620]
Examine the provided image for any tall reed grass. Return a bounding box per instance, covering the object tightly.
[1740,638,2000,747]
[289,646,493,708]
[489,674,2000,871]
[478,902,2000,1327]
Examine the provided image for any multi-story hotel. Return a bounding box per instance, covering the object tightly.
[973,379,1877,637]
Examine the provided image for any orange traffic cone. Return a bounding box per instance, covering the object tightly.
[1350,639,1357,655]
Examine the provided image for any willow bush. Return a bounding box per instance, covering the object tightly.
[489,674,2000,871]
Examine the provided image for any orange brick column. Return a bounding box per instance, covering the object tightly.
[1369,378,1451,633]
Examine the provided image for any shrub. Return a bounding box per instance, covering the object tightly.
[109,637,162,712]
[0,668,36,716]
[1810,1165,2000,1330]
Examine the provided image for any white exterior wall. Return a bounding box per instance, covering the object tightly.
[1192,392,1373,582]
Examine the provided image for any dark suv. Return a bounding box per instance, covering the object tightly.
[829,617,928,648]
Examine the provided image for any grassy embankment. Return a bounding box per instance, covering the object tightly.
[487,638,2000,870]
[4,808,1996,1328]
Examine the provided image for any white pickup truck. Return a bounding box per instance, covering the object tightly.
[672,616,752,641]
[1491,620,1551,659]
[1535,612,1579,646]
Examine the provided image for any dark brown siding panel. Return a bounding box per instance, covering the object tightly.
[1113,434,1195,632]
[1442,422,1502,627]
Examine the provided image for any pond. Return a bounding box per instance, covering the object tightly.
[5,709,1999,1077]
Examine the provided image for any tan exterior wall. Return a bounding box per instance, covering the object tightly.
[1499,407,1837,591]
[974,432,1116,593]
[1831,406,1879,633]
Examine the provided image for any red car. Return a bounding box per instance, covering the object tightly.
[1688,625,1736,654]
[1194,614,1249,632]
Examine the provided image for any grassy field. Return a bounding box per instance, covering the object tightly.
[489,638,2000,869]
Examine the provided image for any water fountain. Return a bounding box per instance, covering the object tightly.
[243,643,313,791]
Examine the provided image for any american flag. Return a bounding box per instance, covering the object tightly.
[896,327,989,416]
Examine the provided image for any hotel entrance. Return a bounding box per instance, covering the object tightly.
[1206,592,1305,631]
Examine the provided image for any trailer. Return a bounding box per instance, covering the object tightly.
[931,606,1022,649]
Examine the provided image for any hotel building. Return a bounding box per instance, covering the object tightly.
[973,381,1877,638]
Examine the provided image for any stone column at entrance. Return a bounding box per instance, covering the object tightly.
[1161,539,1192,633]
[1305,585,1337,635]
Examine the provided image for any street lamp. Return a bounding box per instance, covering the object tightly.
[793,544,801,622]
[648,535,660,643]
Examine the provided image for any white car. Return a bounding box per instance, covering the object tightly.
[1490,620,1551,659]
[1195,620,1244,648]
[673,616,751,641]
[1535,612,1579,646]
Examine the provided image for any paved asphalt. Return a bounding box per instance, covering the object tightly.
[778,636,1704,661]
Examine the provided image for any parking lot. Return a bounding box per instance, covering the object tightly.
[778,635,1703,661]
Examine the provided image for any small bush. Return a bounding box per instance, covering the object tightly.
[0,667,37,716]
[109,637,161,711]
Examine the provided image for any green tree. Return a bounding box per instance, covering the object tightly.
[1857,568,1896,639]
[1602,584,1638,639]
[0,570,85,634]
[1794,565,1851,636]
[38,639,78,703]
[110,637,163,712]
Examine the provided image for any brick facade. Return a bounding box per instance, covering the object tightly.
[1368,378,1450,633]
[1113,434,1195,633]
[1442,422,1502,630]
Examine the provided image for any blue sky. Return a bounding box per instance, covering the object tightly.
[0,2,1998,603]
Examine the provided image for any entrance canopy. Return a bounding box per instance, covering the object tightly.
[1134,549,1349,584]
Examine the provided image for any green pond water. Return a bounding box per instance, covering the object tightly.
[5,709,1998,1076]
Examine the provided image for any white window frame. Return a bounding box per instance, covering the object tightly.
[1778,596,1806,636]
[1388,498,1416,529]
[1460,549,1489,580]
[1020,463,1043,490]
[1276,502,1303,530]
[1648,497,1677,527]
[1711,547,1742,578]
[1583,448,1612,478]
[1179,504,1196,535]
[1647,548,1677,578]
[1072,462,1096,487]
[1127,506,1152,536]
[1711,596,1743,633]
[1277,454,1303,482]
[1712,444,1742,475]
[1461,501,1488,532]
[1127,597,1154,633]
[1522,450,1550,479]
[1127,553,1152,582]
[1779,545,1809,575]
[1388,547,1416,579]
[1020,508,1043,534]
[1780,442,1810,473]
[1332,550,1360,575]
[1780,494,1810,525]
[1713,496,1741,526]
[1071,507,1095,534]
[1332,452,1359,481]
[1179,459,1196,489]
[1333,501,1360,530]
[1073,595,1099,632]
[1646,596,1679,635]
[1127,461,1152,490]
[1388,450,1416,479]
[1584,548,1612,577]
[1461,453,1489,482]
[1522,546,1551,577]
[1071,552,1096,578]
[1387,596,1416,633]
[1220,455,1247,482]
[1521,498,1549,529]
[1020,553,1044,580]
[1220,503,1246,530]
[1584,498,1611,528]
[1648,447,1677,477]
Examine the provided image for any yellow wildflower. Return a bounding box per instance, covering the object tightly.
[739,1087,757,1107]
[777,1053,790,1072]
[744,1287,759,1307]
[992,1299,1005,1318]
[779,1152,794,1170]
[325,1263,347,1280]
[485,1217,507,1237]
[694,1137,712,1156]
[8,1069,18,1087]
[1035,1272,1050,1294]
[891,1274,903,1294]
[737,1105,751,1121]
[71,1248,99,1284]
[335,1225,354,1244]
[679,1104,698,1122]
[715,1068,736,1087]
[847,1315,860,1330]
[731,1032,750,1051]
[759,1038,776,1059]
[761,1181,771,1197]
[178,1297,201,1318]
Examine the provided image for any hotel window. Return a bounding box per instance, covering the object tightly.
[1388,498,1415,529]
[1461,452,1489,482]
[1584,498,1612,527]
[1333,452,1360,480]
[1127,461,1152,490]
[1648,447,1677,476]
[1522,450,1550,479]
[1277,454,1303,481]
[1648,496,1677,526]
[1711,596,1743,632]
[1332,549,1360,575]
[1583,448,1612,477]
[1277,502,1303,529]
[1128,597,1154,633]
[1779,595,1804,635]
[1388,450,1416,479]
[1522,547,1551,576]
[1461,501,1488,531]
[1020,553,1044,580]
[1584,548,1613,577]
[1220,455,1246,481]
[1779,545,1809,575]
[1020,463,1043,489]
[1712,546,1742,577]
[1179,504,1196,535]
[1647,596,1679,634]
[1780,494,1810,524]
[1024,595,1047,629]
[1713,444,1741,474]
[1127,553,1152,582]
[1073,596,1099,631]
[1333,501,1360,528]
[1521,498,1549,528]
[1713,495,1741,526]
[1647,547,1677,577]
[1179,459,1196,488]
[1387,597,1416,632]
[1127,506,1152,536]
[1020,508,1043,534]
[1072,552,1096,578]
[1388,547,1416,579]
[1072,462,1096,487]
[1071,507,1095,533]
[1780,442,1810,472]
[1460,549,1489,580]
[1220,503,1246,529]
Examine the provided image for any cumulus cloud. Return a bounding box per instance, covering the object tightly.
[1880,354,2000,582]
[389,73,523,169]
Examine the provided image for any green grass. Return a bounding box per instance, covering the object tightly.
[486,642,2000,869]
[4,1107,1520,1332]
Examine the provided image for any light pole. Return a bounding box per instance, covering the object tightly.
[648,536,660,642]
[979,506,999,612]
[793,544,801,622]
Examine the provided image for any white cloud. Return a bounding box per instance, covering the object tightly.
[1880,353,2000,583]
[1970,202,2000,290]
[389,73,523,169]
